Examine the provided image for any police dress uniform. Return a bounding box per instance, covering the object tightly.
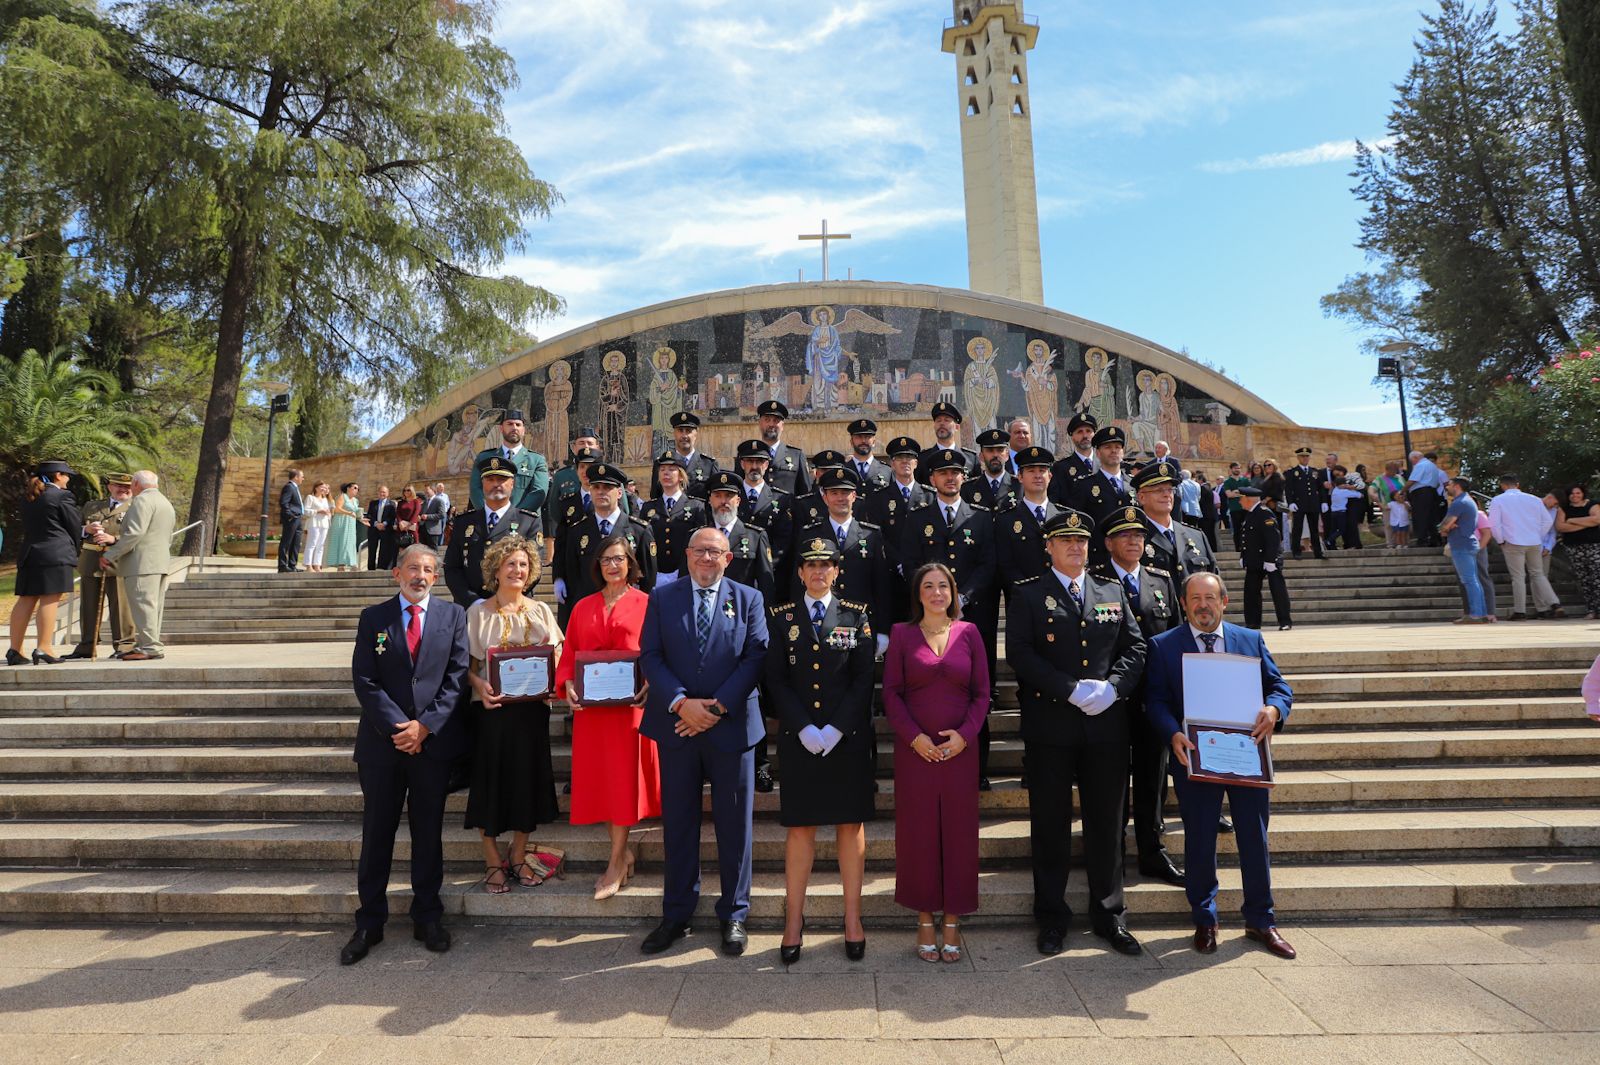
[1004,510,1147,949]
[1240,490,1292,629]
[1283,450,1328,560]
[1132,462,1219,582]
[554,463,657,629]
[468,411,551,514]
[641,454,709,580]
[790,469,894,629]
[16,463,83,599]
[443,460,545,609]
[739,481,792,561]
[996,448,1060,588]
[1067,429,1136,565]
[71,479,135,657]
[650,412,722,501]
[1047,414,1100,506]
[697,515,778,603]
[916,402,980,486]
[764,542,878,827]
[756,401,812,498]
[867,439,932,622]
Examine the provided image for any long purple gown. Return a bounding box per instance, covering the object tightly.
[881,620,991,915]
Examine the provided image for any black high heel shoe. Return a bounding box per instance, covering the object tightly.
[780,917,805,964]
[32,650,64,665]
[5,649,30,666]
[844,936,867,961]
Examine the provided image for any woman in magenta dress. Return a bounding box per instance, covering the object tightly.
[882,562,990,962]
[556,534,660,900]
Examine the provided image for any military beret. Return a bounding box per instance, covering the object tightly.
[706,470,744,495]
[817,467,862,492]
[930,401,963,423]
[976,428,1009,448]
[757,400,789,419]
[1015,446,1055,469]
[585,462,626,486]
[1092,425,1128,449]
[926,448,969,473]
[1066,413,1098,434]
[796,536,843,564]
[885,435,921,458]
[670,411,701,429]
[1102,505,1149,538]
[1132,461,1179,491]
[478,456,516,480]
[811,449,849,470]
[847,418,878,436]
[1044,508,1094,540]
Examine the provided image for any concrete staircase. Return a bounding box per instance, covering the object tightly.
[1,557,1597,923]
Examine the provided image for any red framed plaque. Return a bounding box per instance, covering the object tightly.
[487,644,555,703]
[1183,721,1274,789]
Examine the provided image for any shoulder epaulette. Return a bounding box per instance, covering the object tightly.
[857,520,881,530]
[768,601,796,616]
[1015,574,1042,585]
[1146,565,1173,578]
[967,502,992,512]
[839,598,868,612]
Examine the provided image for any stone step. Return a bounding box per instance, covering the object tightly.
[162,631,351,645]
[1,806,1594,870]
[162,618,362,633]
[1,858,1594,923]
[0,665,350,690]
[4,765,1597,820]
[0,689,360,715]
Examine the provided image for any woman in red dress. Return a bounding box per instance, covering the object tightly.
[556,534,660,900]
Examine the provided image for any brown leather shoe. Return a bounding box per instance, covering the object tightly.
[1244,926,1296,959]
[118,651,165,662]
[1193,925,1218,954]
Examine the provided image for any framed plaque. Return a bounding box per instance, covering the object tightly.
[573,650,642,708]
[487,644,555,703]
[1182,721,1274,788]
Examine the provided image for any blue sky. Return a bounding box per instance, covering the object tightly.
[489,0,1439,434]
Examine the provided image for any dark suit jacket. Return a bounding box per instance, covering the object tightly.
[897,498,997,609]
[763,597,876,736]
[1144,622,1292,745]
[18,485,83,568]
[639,577,769,753]
[279,481,303,522]
[350,595,470,764]
[365,497,396,531]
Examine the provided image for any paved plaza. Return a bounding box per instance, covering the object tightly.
[0,918,1596,1063]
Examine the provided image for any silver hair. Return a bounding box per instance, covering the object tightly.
[132,470,159,489]
[393,543,439,571]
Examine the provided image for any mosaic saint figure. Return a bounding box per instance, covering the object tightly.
[961,336,1000,440]
[543,360,575,462]
[447,405,484,474]
[1155,372,1183,448]
[1130,369,1162,455]
[646,346,686,453]
[1009,339,1059,450]
[1076,346,1117,430]
[752,306,899,413]
[599,350,630,462]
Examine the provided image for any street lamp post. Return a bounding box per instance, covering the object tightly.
[256,383,292,559]
[1376,341,1417,462]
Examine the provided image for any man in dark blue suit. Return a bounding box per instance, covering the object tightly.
[639,526,770,956]
[342,544,470,965]
[1145,571,1297,959]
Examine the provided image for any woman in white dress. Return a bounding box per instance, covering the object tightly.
[302,481,333,572]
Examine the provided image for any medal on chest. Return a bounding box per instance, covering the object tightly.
[826,626,859,650]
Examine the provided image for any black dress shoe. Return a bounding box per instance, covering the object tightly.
[978,777,992,791]
[1193,925,1218,954]
[755,765,774,793]
[1217,816,1234,834]
[1037,927,1067,955]
[844,937,866,961]
[339,928,383,965]
[641,919,691,954]
[720,919,748,956]
[62,648,93,661]
[1095,922,1142,956]
[780,939,803,964]
[1139,854,1186,887]
[4,649,29,666]
[413,921,450,952]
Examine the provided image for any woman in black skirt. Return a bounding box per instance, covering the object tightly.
[8,460,82,665]
[463,535,565,892]
[764,536,878,963]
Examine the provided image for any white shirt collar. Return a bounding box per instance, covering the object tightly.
[592,504,620,523]
[1052,567,1083,599]
[662,489,684,505]
[690,576,723,597]
[677,448,697,462]
[1111,560,1141,581]
[1189,623,1222,646]
[397,592,431,616]
[502,442,522,456]
[1150,518,1175,535]
[832,516,852,537]
[1022,493,1049,509]
[487,502,510,522]
[803,592,833,616]
[894,474,917,488]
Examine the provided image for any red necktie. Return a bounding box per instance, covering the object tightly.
[406,604,422,658]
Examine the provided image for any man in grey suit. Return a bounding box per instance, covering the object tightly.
[420,483,449,549]
[101,470,177,661]
[278,468,305,572]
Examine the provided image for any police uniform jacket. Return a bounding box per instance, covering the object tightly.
[963,470,1020,511]
[1047,451,1097,506]
[640,493,707,577]
[555,511,657,608]
[1092,560,1181,702]
[738,484,793,561]
[1240,506,1284,569]
[790,517,892,626]
[866,480,932,569]
[996,496,1060,585]
[1283,465,1327,510]
[690,517,777,603]
[764,442,812,497]
[898,498,997,610]
[18,484,82,569]
[915,444,979,485]
[842,456,892,492]
[763,597,877,737]
[1142,518,1218,583]
[650,450,721,501]
[442,506,543,607]
[469,445,550,514]
[1005,572,1147,746]
[77,497,128,576]
[1066,469,1135,533]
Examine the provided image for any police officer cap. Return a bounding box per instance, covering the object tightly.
[797,536,843,564]
[478,456,517,480]
[573,447,601,464]
[1239,486,1263,497]
[1091,425,1128,449]
[885,435,921,458]
[654,451,687,470]
[1015,446,1055,469]
[847,417,878,436]
[1294,445,1313,456]
[975,428,1008,448]
[501,408,526,423]
[811,449,849,470]
[1066,413,1098,434]
[1131,461,1178,491]
[106,473,134,486]
[670,411,701,429]
[1044,508,1094,540]
[572,425,599,441]
[706,470,744,495]
[586,462,627,487]
[817,467,862,492]
[1103,505,1149,539]
[736,439,772,461]
[927,448,969,473]
[35,459,76,479]
[930,401,963,423]
[757,400,789,419]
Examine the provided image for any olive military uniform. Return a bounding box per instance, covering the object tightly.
[72,488,135,657]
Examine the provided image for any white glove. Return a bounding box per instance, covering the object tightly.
[1263,562,1277,573]
[1288,503,1298,513]
[798,725,826,755]
[1238,557,1246,569]
[818,724,844,756]
[1069,679,1097,709]
[875,633,889,658]
[1320,503,1329,513]
[1079,680,1118,716]
[553,578,567,603]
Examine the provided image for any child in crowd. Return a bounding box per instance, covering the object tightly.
[1388,489,1411,548]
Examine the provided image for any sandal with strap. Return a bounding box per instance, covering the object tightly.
[916,922,940,963]
[513,847,566,886]
[941,920,963,963]
[483,862,511,895]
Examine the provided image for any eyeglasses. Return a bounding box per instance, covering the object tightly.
[687,547,727,557]
[599,556,629,566]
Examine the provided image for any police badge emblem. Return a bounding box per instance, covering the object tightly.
[1044,596,1057,611]
[1014,520,1023,534]
[788,625,800,642]
[924,524,935,538]
[1092,484,1101,498]
[579,535,589,550]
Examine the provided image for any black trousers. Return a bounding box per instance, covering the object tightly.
[1230,510,1247,552]
[355,752,451,931]
[970,592,1000,778]
[277,516,301,572]
[1410,486,1441,545]
[1026,737,1128,930]
[1127,706,1171,863]
[1289,508,1324,558]
[1244,566,1292,628]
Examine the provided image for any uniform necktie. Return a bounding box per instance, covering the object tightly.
[945,504,956,527]
[1122,573,1138,601]
[859,462,870,480]
[1200,632,1219,653]
[487,510,499,530]
[1165,528,1177,551]
[1034,504,1045,524]
[991,479,1002,500]
[1111,476,1122,493]
[109,500,119,511]
[696,588,713,653]
[811,599,825,640]
[1068,579,1083,608]
[598,517,611,536]
[503,446,511,461]
[665,497,675,514]
[583,494,593,514]
[748,490,758,506]
[406,604,422,659]
[901,484,911,502]
[836,524,847,548]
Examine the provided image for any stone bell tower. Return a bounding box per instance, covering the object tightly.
[941,2,1043,306]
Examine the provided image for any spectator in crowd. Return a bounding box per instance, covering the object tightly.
[394,485,424,552]
[1221,462,1251,551]
[303,481,332,572]
[1556,485,1600,619]
[1177,469,1202,529]
[1387,489,1411,549]
[1195,469,1219,550]
[1247,461,1264,488]
[1488,474,1562,621]
[326,483,361,571]
[101,471,177,662]
[365,485,396,571]
[1406,450,1447,547]
[1582,652,1600,722]
[8,460,81,665]
[1330,469,1363,550]
[1542,492,1560,579]
[278,468,304,572]
[1439,477,1490,624]
[1467,507,1498,622]
[1370,461,1406,547]
[420,483,449,549]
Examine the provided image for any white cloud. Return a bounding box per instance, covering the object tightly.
[1199,136,1395,174]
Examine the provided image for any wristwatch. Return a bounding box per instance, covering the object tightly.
[708,701,728,717]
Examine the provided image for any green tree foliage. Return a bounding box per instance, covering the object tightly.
[0,217,67,361]
[1558,0,1600,190]
[1458,339,1600,490]
[1325,0,1600,422]
[0,1,562,550]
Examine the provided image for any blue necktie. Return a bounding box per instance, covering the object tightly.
[1200,632,1219,653]
[598,517,610,536]
[1068,579,1083,608]
[486,511,498,530]
[1122,574,1138,602]
[901,485,911,502]
[696,588,713,654]
[1111,477,1122,493]
[583,495,593,514]
[665,497,675,514]
[945,505,955,527]
[1165,528,1177,551]
[836,524,847,548]
[1034,505,1045,524]
[811,600,825,640]
[749,490,759,506]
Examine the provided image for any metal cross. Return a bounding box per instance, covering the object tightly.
[798,219,851,281]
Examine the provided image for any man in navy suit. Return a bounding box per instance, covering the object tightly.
[1145,571,1297,959]
[341,544,471,965]
[639,526,770,956]
[278,468,304,572]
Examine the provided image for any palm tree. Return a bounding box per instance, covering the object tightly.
[0,348,153,536]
